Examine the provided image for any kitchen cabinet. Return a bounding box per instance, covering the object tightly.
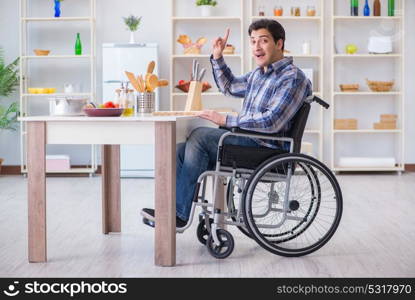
[19,0,97,175]
[330,0,405,172]
[249,0,325,160]
[170,0,245,113]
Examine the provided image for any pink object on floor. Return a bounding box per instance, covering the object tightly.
[46,155,70,171]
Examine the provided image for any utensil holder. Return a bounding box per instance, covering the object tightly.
[136,92,155,114]
[184,81,203,111]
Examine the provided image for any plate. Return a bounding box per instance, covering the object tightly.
[84,108,124,117]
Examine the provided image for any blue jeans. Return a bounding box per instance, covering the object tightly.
[176,127,262,221]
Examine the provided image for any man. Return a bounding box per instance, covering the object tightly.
[141,19,312,228]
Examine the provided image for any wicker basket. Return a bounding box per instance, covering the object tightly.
[339,84,359,92]
[33,49,50,56]
[366,79,394,92]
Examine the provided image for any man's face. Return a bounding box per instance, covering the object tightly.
[250,28,283,68]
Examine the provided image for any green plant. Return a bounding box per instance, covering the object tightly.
[123,15,142,32]
[0,48,19,131]
[196,0,217,6]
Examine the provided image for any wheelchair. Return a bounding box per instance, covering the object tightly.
[176,96,343,259]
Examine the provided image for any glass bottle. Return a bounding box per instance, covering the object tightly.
[373,0,381,16]
[388,0,395,16]
[75,33,82,55]
[351,0,359,16]
[54,0,61,18]
[364,0,370,16]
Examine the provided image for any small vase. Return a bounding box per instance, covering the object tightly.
[54,0,61,18]
[129,31,135,44]
[200,5,213,17]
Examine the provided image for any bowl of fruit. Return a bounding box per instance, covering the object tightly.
[83,101,124,117]
[175,80,212,93]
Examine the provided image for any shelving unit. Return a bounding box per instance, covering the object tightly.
[170,0,244,112]
[330,0,405,172]
[19,0,97,175]
[250,0,325,160]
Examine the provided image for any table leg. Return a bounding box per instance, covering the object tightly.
[155,122,176,266]
[27,121,47,262]
[102,145,121,234]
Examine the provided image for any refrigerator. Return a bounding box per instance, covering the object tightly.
[102,43,158,177]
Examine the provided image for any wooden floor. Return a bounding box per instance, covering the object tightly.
[0,173,414,277]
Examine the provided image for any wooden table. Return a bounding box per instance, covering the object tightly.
[19,114,208,267]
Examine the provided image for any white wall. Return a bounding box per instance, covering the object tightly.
[0,0,414,166]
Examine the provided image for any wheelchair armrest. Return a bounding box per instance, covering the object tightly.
[229,127,285,138]
[217,127,294,154]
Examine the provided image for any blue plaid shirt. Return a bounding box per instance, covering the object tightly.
[211,56,312,150]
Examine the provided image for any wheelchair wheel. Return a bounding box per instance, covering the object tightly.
[206,229,235,259]
[226,163,318,240]
[196,218,213,245]
[242,153,342,257]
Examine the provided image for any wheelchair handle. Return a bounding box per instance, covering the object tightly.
[306,95,330,109]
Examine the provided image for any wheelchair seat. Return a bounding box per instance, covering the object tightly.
[220,101,311,170]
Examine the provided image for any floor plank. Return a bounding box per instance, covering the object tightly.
[0,173,414,277]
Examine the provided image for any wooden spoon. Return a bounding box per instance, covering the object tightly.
[157,79,169,87]
[125,71,140,92]
[147,61,155,74]
[146,74,158,92]
[137,75,145,93]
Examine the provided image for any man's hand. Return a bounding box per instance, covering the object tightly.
[212,28,230,60]
[197,110,227,126]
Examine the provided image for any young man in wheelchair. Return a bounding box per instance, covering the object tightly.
[141,19,312,228]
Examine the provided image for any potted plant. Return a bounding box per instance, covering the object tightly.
[0,48,19,173]
[196,0,218,17]
[123,15,142,44]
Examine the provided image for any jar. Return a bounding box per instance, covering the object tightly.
[302,40,311,55]
[274,6,283,16]
[290,6,301,16]
[258,4,265,16]
[306,5,316,16]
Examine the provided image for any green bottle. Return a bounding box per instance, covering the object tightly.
[351,0,359,16]
[388,0,395,16]
[75,33,82,55]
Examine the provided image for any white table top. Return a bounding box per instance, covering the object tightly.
[18,114,199,122]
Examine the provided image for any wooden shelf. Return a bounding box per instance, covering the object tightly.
[333,92,401,96]
[21,167,95,174]
[333,166,404,172]
[304,130,321,134]
[333,54,401,58]
[22,17,92,21]
[19,0,97,175]
[333,16,402,20]
[251,16,322,21]
[333,129,401,133]
[172,92,223,97]
[172,16,241,21]
[172,54,242,59]
[22,55,92,59]
[22,93,92,97]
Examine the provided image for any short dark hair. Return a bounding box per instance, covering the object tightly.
[248,19,285,50]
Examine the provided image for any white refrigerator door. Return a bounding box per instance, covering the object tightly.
[103,43,158,177]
